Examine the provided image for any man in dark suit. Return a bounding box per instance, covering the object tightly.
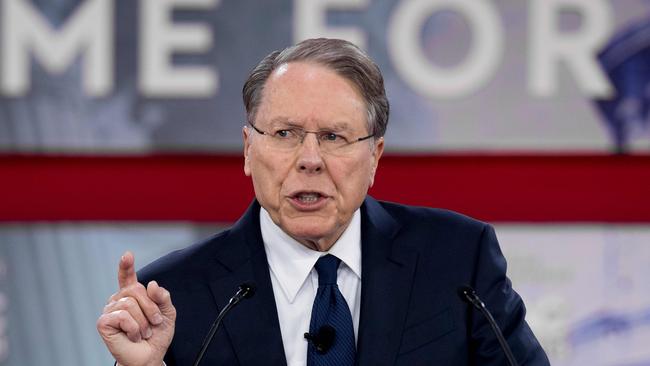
[97,38,549,366]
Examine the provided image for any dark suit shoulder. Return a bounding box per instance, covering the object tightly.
[379,200,484,226]
[137,229,232,288]
[376,200,489,246]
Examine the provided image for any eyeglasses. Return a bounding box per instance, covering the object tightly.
[249,124,375,155]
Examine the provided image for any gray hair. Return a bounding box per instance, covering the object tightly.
[242,38,389,138]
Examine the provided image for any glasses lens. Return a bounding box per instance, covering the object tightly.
[270,130,301,150]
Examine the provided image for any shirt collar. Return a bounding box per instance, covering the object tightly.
[260,207,362,303]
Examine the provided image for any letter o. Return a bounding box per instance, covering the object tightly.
[388,0,504,98]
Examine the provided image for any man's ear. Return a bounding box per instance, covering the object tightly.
[369,137,384,187]
[243,126,252,177]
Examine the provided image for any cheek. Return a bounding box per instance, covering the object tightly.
[251,153,292,190]
[332,157,374,198]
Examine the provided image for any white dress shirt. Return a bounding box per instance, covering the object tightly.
[260,207,362,366]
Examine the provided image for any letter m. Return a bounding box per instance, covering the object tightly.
[1,0,112,96]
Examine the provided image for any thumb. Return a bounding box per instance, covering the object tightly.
[147,281,176,320]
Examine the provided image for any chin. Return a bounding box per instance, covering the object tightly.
[282,218,337,246]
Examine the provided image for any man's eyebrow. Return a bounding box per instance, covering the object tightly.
[266,118,352,131]
[327,122,351,131]
[267,117,299,127]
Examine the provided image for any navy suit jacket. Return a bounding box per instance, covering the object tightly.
[138,197,549,365]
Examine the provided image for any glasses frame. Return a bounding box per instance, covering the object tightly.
[248,123,376,152]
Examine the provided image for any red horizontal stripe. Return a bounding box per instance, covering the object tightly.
[1,154,649,223]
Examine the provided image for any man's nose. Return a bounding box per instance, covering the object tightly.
[296,133,324,173]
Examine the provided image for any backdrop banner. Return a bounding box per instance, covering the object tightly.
[1,1,649,366]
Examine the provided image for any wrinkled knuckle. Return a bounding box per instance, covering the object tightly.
[115,311,136,329]
[96,315,107,329]
[103,302,114,313]
[118,296,137,308]
[115,309,132,323]
[113,309,125,319]
[108,291,120,302]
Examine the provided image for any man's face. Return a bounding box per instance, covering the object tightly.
[243,62,384,251]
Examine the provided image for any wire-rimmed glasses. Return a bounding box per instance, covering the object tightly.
[248,123,375,155]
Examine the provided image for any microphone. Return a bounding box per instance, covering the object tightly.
[304,325,336,354]
[457,285,518,366]
[192,282,256,366]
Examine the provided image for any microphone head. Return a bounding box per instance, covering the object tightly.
[319,325,336,344]
[457,285,476,303]
[238,281,257,299]
[457,285,485,310]
[315,325,336,354]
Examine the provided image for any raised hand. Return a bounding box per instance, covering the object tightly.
[97,252,176,366]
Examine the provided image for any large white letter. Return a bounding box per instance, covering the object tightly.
[140,0,219,97]
[388,0,503,99]
[1,0,113,96]
[293,0,369,49]
[529,0,614,97]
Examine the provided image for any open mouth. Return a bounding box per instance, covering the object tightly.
[294,192,322,203]
[289,191,328,209]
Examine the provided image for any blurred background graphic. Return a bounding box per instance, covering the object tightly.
[1,0,650,365]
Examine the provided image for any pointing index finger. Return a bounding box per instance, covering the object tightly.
[118,251,138,289]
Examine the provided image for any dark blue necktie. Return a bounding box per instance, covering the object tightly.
[307,254,356,366]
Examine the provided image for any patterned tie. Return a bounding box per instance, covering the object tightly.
[307,254,356,366]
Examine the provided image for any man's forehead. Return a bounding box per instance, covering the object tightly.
[273,63,291,78]
[267,61,341,83]
[253,60,369,133]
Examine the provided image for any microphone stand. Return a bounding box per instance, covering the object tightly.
[458,286,518,366]
[192,282,256,366]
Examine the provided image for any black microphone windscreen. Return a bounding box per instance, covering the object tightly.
[457,285,476,303]
[239,281,257,298]
[319,325,336,346]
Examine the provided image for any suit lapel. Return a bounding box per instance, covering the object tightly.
[356,197,418,366]
[207,201,287,366]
